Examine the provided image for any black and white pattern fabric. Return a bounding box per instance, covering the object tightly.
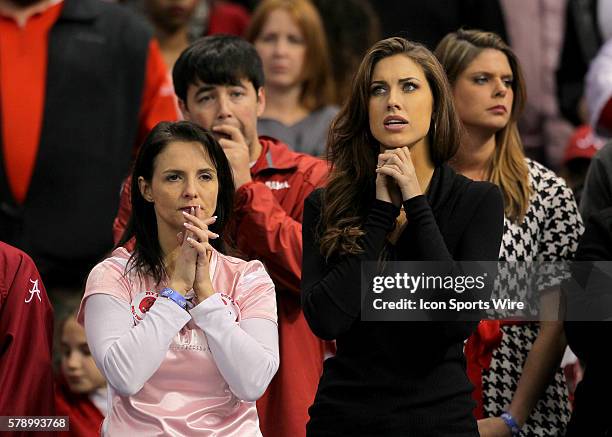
[481,159,584,436]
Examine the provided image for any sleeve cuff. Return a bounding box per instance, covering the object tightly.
[366,199,400,231]
[403,195,430,219]
[190,293,239,329]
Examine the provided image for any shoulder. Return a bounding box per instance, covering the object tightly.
[67,0,153,48]
[265,137,329,180]
[215,251,272,283]
[305,187,324,209]
[0,242,39,293]
[526,158,572,196]
[443,165,501,206]
[0,241,34,268]
[591,141,612,166]
[310,105,340,123]
[85,248,133,294]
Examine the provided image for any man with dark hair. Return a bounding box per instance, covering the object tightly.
[0,0,178,290]
[113,35,329,437]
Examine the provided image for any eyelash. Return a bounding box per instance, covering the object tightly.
[370,82,418,95]
[473,76,514,87]
[166,174,213,181]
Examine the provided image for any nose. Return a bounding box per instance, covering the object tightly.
[65,351,81,370]
[493,78,508,97]
[387,86,401,111]
[183,176,199,199]
[217,93,233,121]
[272,37,288,56]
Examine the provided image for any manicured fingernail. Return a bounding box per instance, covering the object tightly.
[210,232,219,238]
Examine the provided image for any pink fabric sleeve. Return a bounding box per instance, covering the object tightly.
[84,294,191,397]
[190,293,279,401]
[234,260,277,322]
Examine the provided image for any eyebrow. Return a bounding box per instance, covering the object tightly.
[162,168,217,174]
[470,71,514,77]
[371,77,422,85]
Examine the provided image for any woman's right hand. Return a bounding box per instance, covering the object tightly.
[375,153,402,207]
[168,207,199,295]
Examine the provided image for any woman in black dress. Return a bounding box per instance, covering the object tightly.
[301,37,505,436]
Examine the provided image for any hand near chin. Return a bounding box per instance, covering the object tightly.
[213,124,253,189]
[375,154,402,207]
[376,147,421,201]
[181,207,218,303]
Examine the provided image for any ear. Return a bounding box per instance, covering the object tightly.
[138,176,154,203]
[179,99,191,121]
[256,87,266,117]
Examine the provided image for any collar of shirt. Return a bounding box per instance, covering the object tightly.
[0,0,62,27]
[250,136,300,175]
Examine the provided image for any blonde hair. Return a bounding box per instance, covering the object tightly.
[435,29,532,223]
[245,0,335,110]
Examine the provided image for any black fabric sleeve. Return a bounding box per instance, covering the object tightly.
[402,186,503,262]
[301,190,399,340]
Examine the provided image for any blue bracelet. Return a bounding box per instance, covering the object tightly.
[500,412,521,437]
[159,287,188,310]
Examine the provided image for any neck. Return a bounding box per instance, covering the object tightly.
[0,0,56,26]
[262,85,309,125]
[155,26,190,71]
[158,225,180,272]
[451,126,496,181]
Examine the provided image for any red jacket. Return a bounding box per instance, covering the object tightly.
[0,242,55,436]
[112,137,329,437]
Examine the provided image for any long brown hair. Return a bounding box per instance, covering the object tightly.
[435,29,531,223]
[245,0,335,111]
[319,37,462,259]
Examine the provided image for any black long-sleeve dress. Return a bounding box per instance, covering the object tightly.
[301,164,504,437]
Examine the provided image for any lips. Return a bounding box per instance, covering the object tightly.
[383,115,408,125]
[179,206,200,213]
[488,105,507,113]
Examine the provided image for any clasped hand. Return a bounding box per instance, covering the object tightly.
[168,206,219,303]
[375,146,422,206]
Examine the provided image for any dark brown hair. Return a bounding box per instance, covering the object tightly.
[319,37,462,259]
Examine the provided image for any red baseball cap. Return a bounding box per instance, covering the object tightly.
[563,125,605,164]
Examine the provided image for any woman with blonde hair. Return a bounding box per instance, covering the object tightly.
[245,0,337,156]
[435,29,584,437]
[301,36,504,436]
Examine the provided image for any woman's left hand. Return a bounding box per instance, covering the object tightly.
[375,147,422,201]
[183,208,219,303]
[477,417,512,437]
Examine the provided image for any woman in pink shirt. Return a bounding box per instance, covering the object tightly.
[79,121,279,436]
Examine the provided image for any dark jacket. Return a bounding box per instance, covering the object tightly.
[565,207,612,437]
